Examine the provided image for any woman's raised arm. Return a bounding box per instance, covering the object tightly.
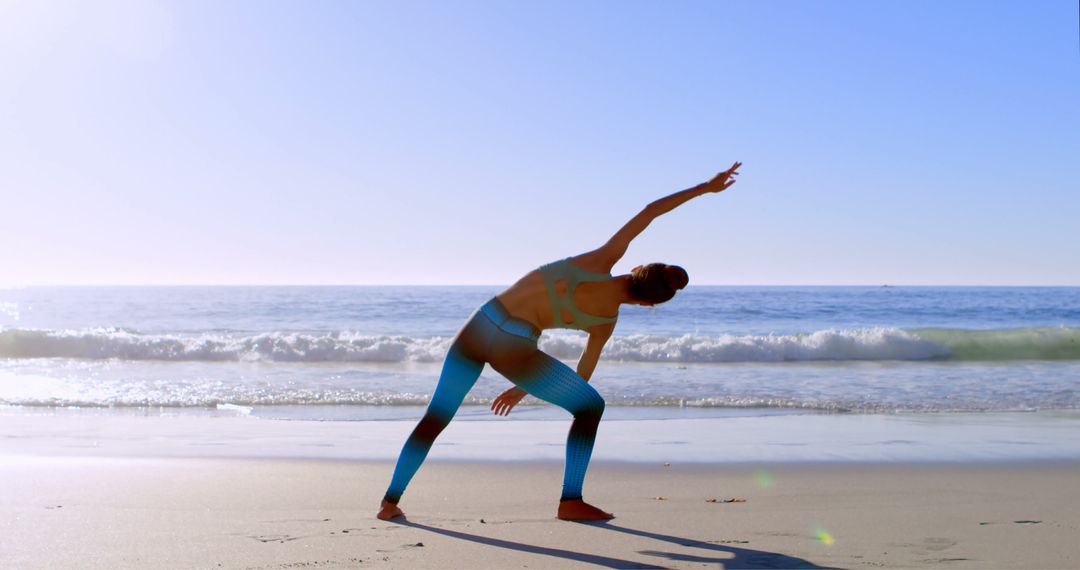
[590,161,742,268]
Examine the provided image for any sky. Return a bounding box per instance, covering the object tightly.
[1,0,1078,286]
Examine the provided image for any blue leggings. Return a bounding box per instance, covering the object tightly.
[383,297,605,504]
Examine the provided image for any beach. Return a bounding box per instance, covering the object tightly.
[6,0,1079,565]
[6,0,1080,565]
[4,456,1078,569]
[4,410,1080,569]
[4,285,1080,568]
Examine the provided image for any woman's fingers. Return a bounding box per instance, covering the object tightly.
[492,390,525,416]
[495,399,515,416]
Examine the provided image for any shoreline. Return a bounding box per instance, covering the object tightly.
[4,408,1079,464]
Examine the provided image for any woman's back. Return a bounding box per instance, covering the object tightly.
[496,253,619,332]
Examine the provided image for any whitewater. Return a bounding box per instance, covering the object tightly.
[2,285,1079,415]
[3,325,1080,362]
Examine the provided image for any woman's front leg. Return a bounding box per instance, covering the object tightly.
[494,351,613,520]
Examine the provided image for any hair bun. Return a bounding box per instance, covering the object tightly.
[663,265,689,291]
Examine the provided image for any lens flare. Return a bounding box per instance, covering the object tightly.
[813,527,835,546]
[753,468,774,488]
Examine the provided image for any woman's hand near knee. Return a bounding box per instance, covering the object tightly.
[491,387,527,416]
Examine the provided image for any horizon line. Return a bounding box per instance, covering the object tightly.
[4,283,1080,288]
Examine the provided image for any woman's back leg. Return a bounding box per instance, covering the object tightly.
[382,343,484,509]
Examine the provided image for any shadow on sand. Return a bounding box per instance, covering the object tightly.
[399,518,836,569]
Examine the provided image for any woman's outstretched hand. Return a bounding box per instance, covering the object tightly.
[700,161,742,193]
[491,387,527,416]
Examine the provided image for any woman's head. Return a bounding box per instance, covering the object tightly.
[628,263,689,306]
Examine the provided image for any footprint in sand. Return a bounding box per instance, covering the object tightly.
[479,518,516,525]
[247,534,303,544]
[922,537,957,552]
[376,542,425,553]
[337,528,372,535]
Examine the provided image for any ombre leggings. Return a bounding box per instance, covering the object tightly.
[383,297,605,504]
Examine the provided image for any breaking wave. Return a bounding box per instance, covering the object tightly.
[2,326,1079,362]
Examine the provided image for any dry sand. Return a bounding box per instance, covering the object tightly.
[2,457,1078,569]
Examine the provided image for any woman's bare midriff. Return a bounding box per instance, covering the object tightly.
[495,265,620,332]
[495,270,550,329]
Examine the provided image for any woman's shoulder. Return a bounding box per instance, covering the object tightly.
[566,250,614,276]
[537,252,613,283]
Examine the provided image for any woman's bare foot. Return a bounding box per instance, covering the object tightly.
[557,499,614,521]
[377,499,404,521]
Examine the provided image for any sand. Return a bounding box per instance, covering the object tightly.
[2,456,1078,569]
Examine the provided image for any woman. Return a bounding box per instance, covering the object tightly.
[378,161,742,522]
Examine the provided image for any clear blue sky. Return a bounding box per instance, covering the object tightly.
[2,0,1077,286]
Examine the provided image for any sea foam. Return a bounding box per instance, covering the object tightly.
[3,326,1079,362]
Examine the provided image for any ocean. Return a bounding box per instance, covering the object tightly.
[4,285,1080,463]
[2,285,1079,420]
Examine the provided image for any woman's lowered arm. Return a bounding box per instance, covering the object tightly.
[576,323,615,381]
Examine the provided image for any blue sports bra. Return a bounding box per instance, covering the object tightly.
[539,257,619,331]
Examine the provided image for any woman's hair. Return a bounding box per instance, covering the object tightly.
[629,263,689,305]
